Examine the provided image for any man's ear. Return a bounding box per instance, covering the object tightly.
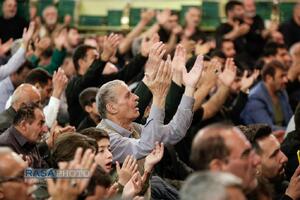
[34,83,41,90]
[209,159,225,171]
[18,120,28,132]
[106,103,117,115]
[84,105,92,114]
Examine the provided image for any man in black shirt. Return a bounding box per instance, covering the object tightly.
[0,0,28,42]
[280,3,300,49]
[0,103,48,168]
[66,34,148,127]
[215,1,253,69]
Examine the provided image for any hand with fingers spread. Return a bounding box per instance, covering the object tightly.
[143,41,165,84]
[285,165,300,199]
[22,21,35,49]
[156,9,171,26]
[52,68,69,99]
[146,55,173,108]
[218,58,237,87]
[144,142,164,173]
[47,147,97,200]
[171,44,186,86]
[140,33,160,57]
[182,55,204,97]
[140,9,155,25]
[240,69,260,93]
[116,155,138,186]
[101,33,120,62]
[122,172,143,200]
[197,59,220,89]
[0,38,13,56]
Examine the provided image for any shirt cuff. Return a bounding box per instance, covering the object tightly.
[178,95,195,110]
[49,96,60,105]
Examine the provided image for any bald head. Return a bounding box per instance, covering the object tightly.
[11,84,41,111]
[290,42,300,61]
[0,147,27,177]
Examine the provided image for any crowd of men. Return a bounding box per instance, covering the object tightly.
[1,0,300,199]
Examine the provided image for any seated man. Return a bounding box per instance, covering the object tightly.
[96,53,203,162]
[239,124,300,200]
[190,123,261,194]
[0,84,41,133]
[180,171,245,200]
[241,60,292,131]
[0,103,48,168]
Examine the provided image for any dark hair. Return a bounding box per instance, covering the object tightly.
[225,0,243,16]
[263,42,287,57]
[25,68,52,86]
[210,50,226,60]
[237,124,272,154]
[79,87,98,110]
[72,45,96,72]
[15,60,34,74]
[13,102,41,125]
[79,127,109,142]
[261,60,286,81]
[86,166,112,196]
[216,38,233,50]
[51,133,98,167]
[190,135,230,170]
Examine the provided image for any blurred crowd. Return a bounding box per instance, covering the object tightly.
[1,0,300,199]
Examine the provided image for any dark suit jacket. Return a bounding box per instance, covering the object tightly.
[0,106,16,134]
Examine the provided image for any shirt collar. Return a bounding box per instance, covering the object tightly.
[103,119,132,137]
[10,126,34,148]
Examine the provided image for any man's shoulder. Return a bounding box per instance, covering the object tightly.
[0,109,14,132]
[0,127,13,144]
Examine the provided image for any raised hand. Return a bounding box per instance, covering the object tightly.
[22,21,35,49]
[218,58,237,87]
[140,9,155,25]
[182,55,204,96]
[116,155,138,186]
[101,33,120,62]
[197,59,220,88]
[46,148,97,200]
[143,41,165,84]
[144,142,164,173]
[156,9,171,26]
[171,44,186,86]
[46,121,75,148]
[286,165,300,199]
[0,38,13,56]
[52,68,68,99]
[54,29,67,50]
[146,55,173,108]
[240,69,260,92]
[122,172,143,200]
[140,33,160,57]
[172,24,183,35]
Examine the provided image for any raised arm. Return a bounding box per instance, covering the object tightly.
[201,58,237,120]
[118,9,155,55]
[0,22,35,81]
